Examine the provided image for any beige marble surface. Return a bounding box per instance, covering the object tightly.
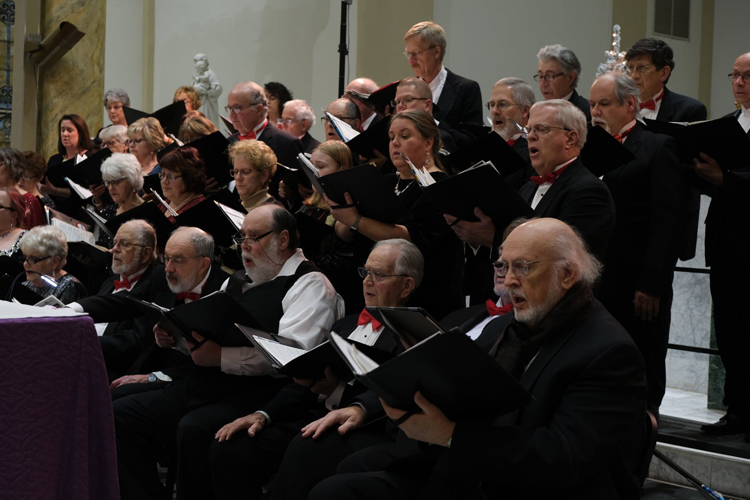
[39,0,105,161]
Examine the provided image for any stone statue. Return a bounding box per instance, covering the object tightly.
[192,53,222,128]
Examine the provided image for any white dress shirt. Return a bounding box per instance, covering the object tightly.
[429,66,448,105]
[738,106,750,134]
[361,113,377,131]
[219,249,345,376]
[638,88,664,121]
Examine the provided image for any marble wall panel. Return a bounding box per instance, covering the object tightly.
[38,0,105,160]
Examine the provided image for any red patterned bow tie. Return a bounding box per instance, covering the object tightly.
[357,309,383,330]
[176,291,201,302]
[113,274,142,291]
[530,162,571,185]
[614,124,636,143]
[486,299,513,317]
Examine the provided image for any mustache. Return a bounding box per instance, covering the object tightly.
[591,118,610,132]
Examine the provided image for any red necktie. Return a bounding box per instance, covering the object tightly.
[176,291,201,302]
[639,91,664,111]
[486,299,513,317]
[506,138,516,147]
[357,309,383,330]
[614,123,636,144]
[113,274,142,291]
[530,162,571,185]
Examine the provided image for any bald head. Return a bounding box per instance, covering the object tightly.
[500,218,601,327]
[346,78,379,123]
[732,52,750,109]
[228,82,268,135]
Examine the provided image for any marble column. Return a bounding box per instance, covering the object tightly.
[38,0,105,161]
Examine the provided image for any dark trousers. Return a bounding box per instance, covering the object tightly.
[114,375,282,500]
[208,421,302,500]
[599,277,673,414]
[711,262,750,417]
[263,421,391,500]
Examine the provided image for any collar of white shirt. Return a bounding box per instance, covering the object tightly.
[113,267,148,293]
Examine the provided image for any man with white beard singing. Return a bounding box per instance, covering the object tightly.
[114,206,344,500]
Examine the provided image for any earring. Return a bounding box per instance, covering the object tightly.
[425,152,431,165]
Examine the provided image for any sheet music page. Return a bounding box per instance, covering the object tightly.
[253,336,307,365]
[65,177,93,199]
[51,218,96,245]
[329,331,379,375]
[325,112,360,142]
[215,201,245,231]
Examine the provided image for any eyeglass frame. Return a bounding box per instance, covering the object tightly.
[224,103,261,115]
[229,167,260,178]
[321,115,357,125]
[232,229,274,247]
[104,177,127,187]
[357,267,409,282]
[277,117,302,126]
[728,72,750,84]
[533,72,565,83]
[125,137,145,147]
[390,97,429,108]
[112,239,148,251]
[492,258,564,277]
[626,64,654,75]
[486,100,518,111]
[403,45,437,60]
[523,123,572,138]
[159,253,207,266]
[158,172,183,181]
[24,255,51,266]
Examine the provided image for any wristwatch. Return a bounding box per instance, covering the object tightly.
[350,214,363,233]
[147,373,157,383]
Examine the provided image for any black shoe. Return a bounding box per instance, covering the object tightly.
[700,414,750,435]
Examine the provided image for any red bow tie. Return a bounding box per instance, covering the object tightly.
[486,299,513,317]
[357,309,383,330]
[530,162,571,185]
[614,124,636,144]
[113,274,142,291]
[176,291,201,302]
[506,138,517,147]
[239,119,268,141]
[639,91,663,111]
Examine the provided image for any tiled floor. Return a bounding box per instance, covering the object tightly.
[661,387,726,424]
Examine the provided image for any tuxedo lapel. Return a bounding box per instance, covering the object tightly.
[656,87,673,121]
[436,71,458,122]
[533,160,582,215]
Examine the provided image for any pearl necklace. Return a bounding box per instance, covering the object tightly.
[394,175,415,196]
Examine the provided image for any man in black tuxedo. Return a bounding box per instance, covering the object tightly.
[696,52,750,439]
[113,206,344,500]
[590,72,688,416]
[209,238,421,500]
[536,44,591,122]
[625,38,707,123]
[403,21,483,148]
[280,99,320,153]
[446,99,615,264]
[307,218,647,500]
[226,81,305,199]
[69,220,158,381]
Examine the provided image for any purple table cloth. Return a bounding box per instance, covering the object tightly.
[0,315,119,499]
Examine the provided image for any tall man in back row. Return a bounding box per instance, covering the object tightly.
[536,44,591,123]
[403,21,483,148]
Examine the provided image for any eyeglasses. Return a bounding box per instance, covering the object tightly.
[229,168,259,177]
[112,239,147,250]
[224,104,257,115]
[390,97,429,108]
[357,267,409,282]
[104,178,127,187]
[232,230,273,246]
[24,255,50,265]
[533,72,565,83]
[159,254,204,266]
[106,104,123,111]
[321,116,356,125]
[158,172,183,181]
[486,100,517,111]
[403,45,437,60]
[492,258,563,277]
[126,138,145,146]
[20,174,36,181]
[277,118,300,126]
[102,139,121,149]
[526,123,572,136]
[728,72,750,83]
[626,64,654,75]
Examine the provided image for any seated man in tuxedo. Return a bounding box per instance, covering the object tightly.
[226,81,305,199]
[624,38,707,123]
[280,99,320,153]
[446,99,615,264]
[323,98,361,141]
[404,21,483,148]
[309,218,647,500]
[590,71,688,417]
[344,77,380,131]
[393,77,456,153]
[536,44,591,122]
[114,205,344,500]
[208,238,422,500]
[695,52,750,439]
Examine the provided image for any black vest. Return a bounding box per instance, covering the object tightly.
[226,259,321,334]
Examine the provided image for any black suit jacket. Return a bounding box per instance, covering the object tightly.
[434,69,483,149]
[569,89,591,123]
[656,87,708,123]
[514,158,615,260]
[300,131,321,154]
[600,123,687,296]
[97,265,157,337]
[440,301,647,499]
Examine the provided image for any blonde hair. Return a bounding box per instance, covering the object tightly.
[404,21,447,61]
[178,112,218,142]
[127,117,165,152]
[228,140,277,188]
[173,86,202,110]
[304,142,354,209]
